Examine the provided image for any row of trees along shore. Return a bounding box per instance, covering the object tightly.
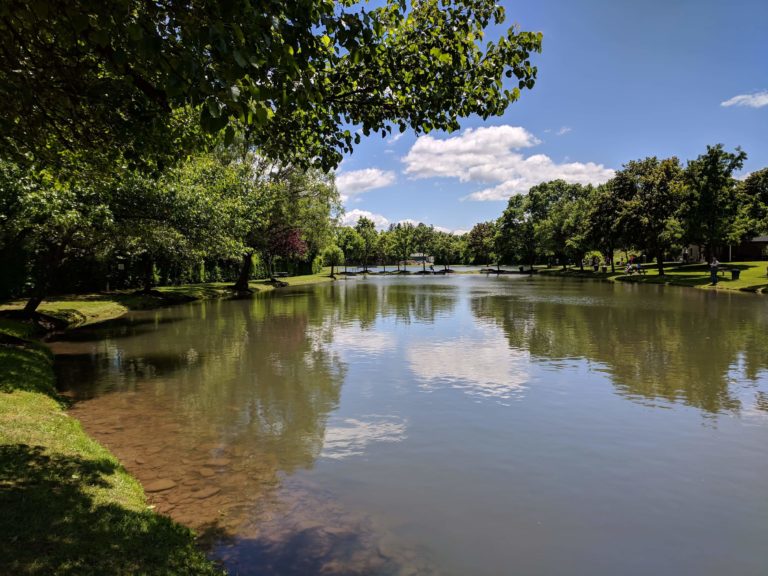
[324,219,516,275]
[327,145,768,277]
[0,0,544,315]
[487,145,768,276]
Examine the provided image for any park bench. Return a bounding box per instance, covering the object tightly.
[273,271,289,278]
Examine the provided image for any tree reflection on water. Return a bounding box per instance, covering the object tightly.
[470,280,768,415]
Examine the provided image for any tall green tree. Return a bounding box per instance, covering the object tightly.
[465,221,497,267]
[682,144,747,261]
[390,222,415,271]
[336,227,363,273]
[497,196,536,269]
[614,156,685,275]
[232,163,340,290]
[0,161,114,313]
[377,230,396,272]
[112,154,247,293]
[526,180,589,267]
[354,217,379,272]
[432,232,461,271]
[1,1,542,169]
[585,181,623,273]
[321,244,344,278]
[412,223,436,272]
[740,168,768,235]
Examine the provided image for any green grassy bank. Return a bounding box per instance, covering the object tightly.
[0,271,336,574]
[538,261,768,293]
[0,320,223,575]
[0,271,335,328]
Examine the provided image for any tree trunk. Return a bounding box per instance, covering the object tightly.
[330,264,335,278]
[656,250,664,276]
[234,252,253,291]
[142,254,154,293]
[609,246,615,274]
[23,243,60,315]
[23,296,43,315]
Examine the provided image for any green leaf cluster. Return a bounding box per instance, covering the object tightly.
[1,0,542,171]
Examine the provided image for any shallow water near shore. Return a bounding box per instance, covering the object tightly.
[52,276,768,576]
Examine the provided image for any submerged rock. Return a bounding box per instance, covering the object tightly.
[193,486,221,499]
[144,478,177,492]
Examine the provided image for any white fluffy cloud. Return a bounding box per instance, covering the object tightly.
[468,156,615,201]
[335,168,396,201]
[721,91,768,108]
[341,211,467,234]
[432,226,468,235]
[402,124,614,201]
[557,126,572,136]
[341,209,390,229]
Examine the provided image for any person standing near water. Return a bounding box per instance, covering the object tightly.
[710,257,719,285]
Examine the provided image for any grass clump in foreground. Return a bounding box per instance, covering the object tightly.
[0,321,222,575]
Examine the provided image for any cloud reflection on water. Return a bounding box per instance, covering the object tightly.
[329,323,397,357]
[321,415,408,460]
[407,326,529,402]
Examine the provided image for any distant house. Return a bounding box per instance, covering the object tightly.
[727,236,768,261]
[688,236,768,262]
[409,253,434,263]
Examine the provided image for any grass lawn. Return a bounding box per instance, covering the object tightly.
[0,320,222,575]
[539,261,768,293]
[251,269,335,289]
[0,270,336,328]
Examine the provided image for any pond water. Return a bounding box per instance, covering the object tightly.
[52,276,768,576]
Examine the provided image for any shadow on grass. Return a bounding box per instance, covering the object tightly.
[615,273,718,287]
[0,444,220,576]
[739,283,768,293]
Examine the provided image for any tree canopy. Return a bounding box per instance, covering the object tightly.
[682,144,747,259]
[1,0,542,169]
[612,156,686,275]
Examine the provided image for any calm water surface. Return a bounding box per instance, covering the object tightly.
[53,276,768,576]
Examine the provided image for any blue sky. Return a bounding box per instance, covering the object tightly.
[335,0,768,233]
